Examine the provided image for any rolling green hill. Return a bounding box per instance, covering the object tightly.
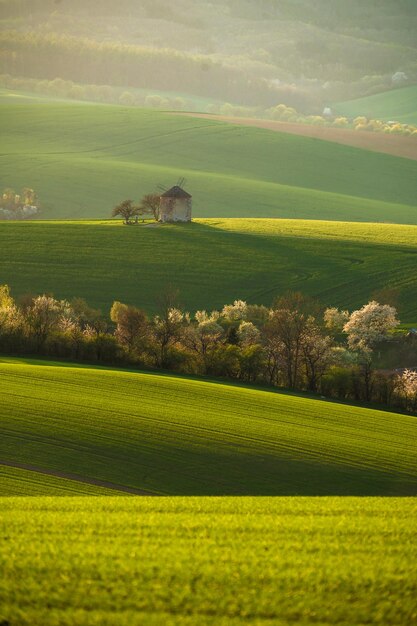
[1,102,416,222]
[1,219,417,321]
[1,358,416,496]
[1,497,416,626]
[0,465,119,496]
[335,85,417,125]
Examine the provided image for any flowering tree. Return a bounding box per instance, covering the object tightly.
[324,307,349,334]
[222,300,248,321]
[25,296,74,349]
[395,369,417,412]
[343,301,399,401]
[343,301,399,351]
[183,315,224,372]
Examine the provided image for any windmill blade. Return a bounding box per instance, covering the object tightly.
[157,184,168,192]
[176,177,186,188]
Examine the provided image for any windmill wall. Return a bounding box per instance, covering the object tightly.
[159,197,192,223]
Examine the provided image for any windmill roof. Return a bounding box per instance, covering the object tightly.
[161,186,192,199]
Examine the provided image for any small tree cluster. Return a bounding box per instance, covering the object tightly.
[112,194,160,224]
[0,187,39,220]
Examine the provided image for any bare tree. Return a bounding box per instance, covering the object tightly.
[111,199,139,225]
[301,320,333,392]
[183,315,224,373]
[151,287,186,367]
[140,193,161,221]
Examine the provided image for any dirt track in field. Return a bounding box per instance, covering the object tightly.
[173,113,417,161]
[0,460,157,496]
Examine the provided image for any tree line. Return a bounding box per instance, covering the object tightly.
[0,31,279,107]
[1,284,416,413]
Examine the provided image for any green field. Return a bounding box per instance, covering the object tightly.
[335,85,417,125]
[0,86,224,112]
[1,497,416,625]
[1,102,416,221]
[1,218,417,320]
[0,465,118,496]
[1,358,416,496]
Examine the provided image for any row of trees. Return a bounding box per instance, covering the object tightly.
[3,70,415,138]
[0,31,279,107]
[0,74,196,111]
[267,104,417,137]
[0,284,416,412]
[112,195,160,224]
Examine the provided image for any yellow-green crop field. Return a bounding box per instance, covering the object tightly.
[1,218,417,319]
[1,497,416,626]
[1,358,416,496]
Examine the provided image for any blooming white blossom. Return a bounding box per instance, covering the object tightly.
[195,310,220,324]
[324,307,349,333]
[395,369,417,412]
[343,301,399,350]
[222,300,248,321]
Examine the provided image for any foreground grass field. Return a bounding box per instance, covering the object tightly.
[1,358,416,496]
[1,218,417,320]
[1,102,416,221]
[335,85,417,125]
[1,497,416,625]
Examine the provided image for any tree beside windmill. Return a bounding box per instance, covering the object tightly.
[112,181,192,225]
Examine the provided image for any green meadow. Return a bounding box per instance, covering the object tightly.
[1,101,416,222]
[335,85,417,125]
[1,497,416,626]
[1,218,417,320]
[1,358,416,496]
[0,465,117,496]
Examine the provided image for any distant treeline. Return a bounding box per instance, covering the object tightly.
[2,1,416,107]
[3,74,416,137]
[1,0,416,84]
[0,31,285,107]
[1,284,416,413]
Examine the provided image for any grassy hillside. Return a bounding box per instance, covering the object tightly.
[335,85,417,125]
[1,497,416,626]
[1,358,416,496]
[1,219,417,321]
[1,102,416,221]
[0,465,119,496]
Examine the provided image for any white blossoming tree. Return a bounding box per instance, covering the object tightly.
[222,300,248,321]
[396,369,417,412]
[343,301,399,351]
[324,307,349,334]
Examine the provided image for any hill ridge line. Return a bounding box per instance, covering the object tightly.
[0,461,157,496]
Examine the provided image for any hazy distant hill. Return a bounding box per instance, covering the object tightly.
[1,0,416,110]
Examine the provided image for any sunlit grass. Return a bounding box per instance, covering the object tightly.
[1,218,417,320]
[1,358,416,496]
[1,102,416,221]
[1,497,416,625]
